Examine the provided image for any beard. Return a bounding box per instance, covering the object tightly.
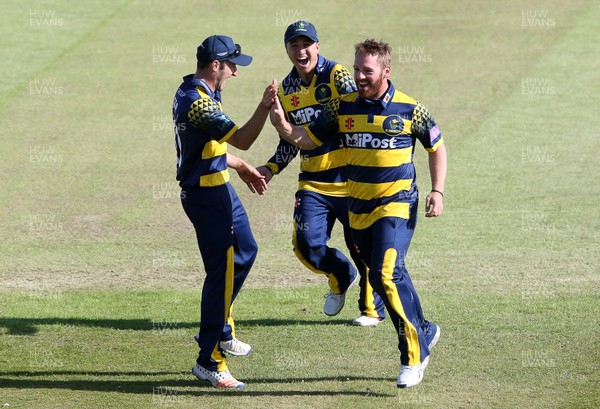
[357,74,386,100]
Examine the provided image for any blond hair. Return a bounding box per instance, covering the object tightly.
[354,39,392,68]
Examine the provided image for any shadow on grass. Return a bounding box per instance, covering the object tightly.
[0,371,394,397]
[0,318,353,335]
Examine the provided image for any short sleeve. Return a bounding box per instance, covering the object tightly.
[306,97,341,146]
[411,101,443,152]
[333,65,357,95]
[187,97,237,143]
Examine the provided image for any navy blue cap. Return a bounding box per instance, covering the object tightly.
[284,21,319,44]
[196,35,252,66]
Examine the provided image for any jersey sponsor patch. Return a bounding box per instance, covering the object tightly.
[429,125,440,143]
[289,107,321,125]
[345,133,398,149]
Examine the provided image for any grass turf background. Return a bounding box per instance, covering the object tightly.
[0,0,598,408]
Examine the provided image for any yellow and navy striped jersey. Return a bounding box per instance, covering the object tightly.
[173,75,238,188]
[265,55,357,197]
[307,80,444,229]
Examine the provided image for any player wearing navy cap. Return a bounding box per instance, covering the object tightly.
[256,21,386,326]
[269,39,446,389]
[173,34,276,389]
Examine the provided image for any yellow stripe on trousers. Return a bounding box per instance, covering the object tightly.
[227,308,236,339]
[212,245,235,372]
[381,248,421,365]
[362,268,379,318]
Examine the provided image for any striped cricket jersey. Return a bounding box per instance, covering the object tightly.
[173,74,237,188]
[265,55,356,197]
[306,80,444,229]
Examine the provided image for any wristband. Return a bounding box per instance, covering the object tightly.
[264,165,275,176]
[431,189,444,197]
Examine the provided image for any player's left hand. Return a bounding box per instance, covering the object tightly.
[236,162,268,195]
[425,190,443,217]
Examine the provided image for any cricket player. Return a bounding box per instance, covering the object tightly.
[256,21,386,325]
[173,34,276,389]
[268,39,446,388]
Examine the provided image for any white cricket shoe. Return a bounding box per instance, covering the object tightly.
[397,356,429,388]
[428,324,441,350]
[352,315,382,327]
[220,338,252,356]
[323,273,358,316]
[192,364,245,389]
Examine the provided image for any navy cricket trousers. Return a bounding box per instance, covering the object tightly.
[292,189,385,319]
[181,183,257,371]
[351,210,434,366]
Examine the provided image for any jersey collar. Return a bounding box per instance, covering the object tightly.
[184,74,222,102]
[358,80,395,109]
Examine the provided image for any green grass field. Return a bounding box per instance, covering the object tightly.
[1,0,598,408]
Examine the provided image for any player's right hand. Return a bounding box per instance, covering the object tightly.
[269,89,286,127]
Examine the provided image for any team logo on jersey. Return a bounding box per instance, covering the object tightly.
[382,115,404,136]
[291,95,299,107]
[345,117,354,130]
[315,84,332,104]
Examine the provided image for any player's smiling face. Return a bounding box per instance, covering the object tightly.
[286,36,320,82]
[354,52,390,100]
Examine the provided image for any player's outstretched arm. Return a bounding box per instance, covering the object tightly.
[228,80,277,151]
[425,143,447,217]
[227,153,268,195]
[269,89,317,150]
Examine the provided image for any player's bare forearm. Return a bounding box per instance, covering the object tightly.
[226,152,246,171]
[429,143,447,193]
[269,93,317,150]
[228,80,277,150]
[425,143,447,217]
[227,153,267,195]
